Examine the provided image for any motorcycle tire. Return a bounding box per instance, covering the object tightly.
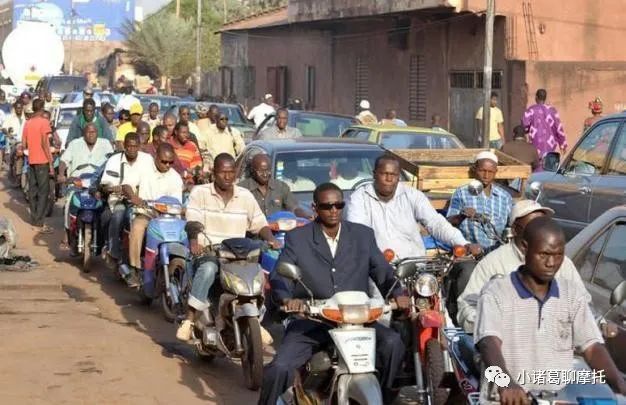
[160,257,186,323]
[82,227,92,273]
[425,339,449,405]
[240,316,264,391]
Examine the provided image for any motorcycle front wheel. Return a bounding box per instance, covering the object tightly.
[82,227,92,273]
[425,339,449,405]
[160,257,186,323]
[240,316,264,391]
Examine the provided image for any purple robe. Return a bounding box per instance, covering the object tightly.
[522,103,568,158]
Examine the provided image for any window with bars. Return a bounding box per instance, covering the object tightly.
[450,71,503,89]
[354,57,369,114]
[409,55,426,121]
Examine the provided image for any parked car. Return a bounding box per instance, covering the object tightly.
[526,113,626,240]
[341,124,465,149]
[167,102,256,142]
[60,91,119,106]
[34,75,88,102]
[565,205,626,375]
[235,138,410,211]
[135,94,180,116]
[255,110,357,139]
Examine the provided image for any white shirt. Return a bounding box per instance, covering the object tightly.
[457,242,591,333]
[100,151,154,205]
[61,138,113,177]
[346,183,468,259]
[2,114,25,142]
[247,102,275,128]
[137,162,184,203]
[323,225,341,258]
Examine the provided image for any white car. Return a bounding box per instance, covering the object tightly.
[50,101,101,149]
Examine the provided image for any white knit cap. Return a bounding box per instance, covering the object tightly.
[264,93,273,100]
[474,151,498,164]
[359,100,370,109]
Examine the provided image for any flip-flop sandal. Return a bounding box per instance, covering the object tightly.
[38,225,54,235]
[59,242,70,251]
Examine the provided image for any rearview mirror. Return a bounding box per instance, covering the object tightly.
[610,280,626,307]
[468,179,484,196]
[276,262,302,281]
[395,262,417,279]
[529,181,542,197]
[543,152,560,172]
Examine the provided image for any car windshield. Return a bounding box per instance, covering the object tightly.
[274,150,381,193]
[379,131,464,149]
[48,77,88,94]
[138,96,180,112]
[57,108,79,129]
[291,113,356,137]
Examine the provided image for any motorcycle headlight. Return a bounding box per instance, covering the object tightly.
[252,271,265,295]
[414,273,439,297]
[221,272,249,294]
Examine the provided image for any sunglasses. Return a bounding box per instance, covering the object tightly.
[160,159,175,165]
[316,202,345,211]
[219,117,229,121]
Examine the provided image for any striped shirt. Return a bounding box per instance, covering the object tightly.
[447,184,513,251]
[169,138,202,171]
[475,270,603,392]
[185,183,268,246]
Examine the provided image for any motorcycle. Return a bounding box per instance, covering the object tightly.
[66,166,104,272]
[126,196,189,322]
[467,180,513,246]
[386,246,469,405]
[260,211,310,274]
[274,261,410,405]
[190,237,268,390]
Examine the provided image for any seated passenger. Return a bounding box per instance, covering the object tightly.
[280,160,315,192]
[331,160,368,190]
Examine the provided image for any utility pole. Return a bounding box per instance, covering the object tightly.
[481,0,495,148]
[176,0,180,18]
[69,0,75,74]
[195,0,202,97]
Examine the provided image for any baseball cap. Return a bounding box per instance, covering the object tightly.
[475,150,498,164]
[359,100,370,110]
[510,200,554,225]
[129,103,143,116]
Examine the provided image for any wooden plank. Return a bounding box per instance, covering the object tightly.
[419,178,473,190]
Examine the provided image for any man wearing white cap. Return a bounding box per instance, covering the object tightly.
[447,151,513,252]
[355,99,378,125]
[456,199,588,333]
[247,94,276,128]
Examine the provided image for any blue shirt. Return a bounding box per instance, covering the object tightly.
[447,183,512,250]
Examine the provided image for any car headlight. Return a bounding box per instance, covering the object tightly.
[252,271,265,294]
[414,274,439,297]
[221,272,249,295]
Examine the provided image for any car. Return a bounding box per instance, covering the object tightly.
[256,110,357,139]
[526,112,626,240]
[60,91,119,106]
[565,205,626,375]
[135,94,181,116]
[235,138,411,211]
[340,124,465,149]
[167,102,256,142]
[34,75,88,102]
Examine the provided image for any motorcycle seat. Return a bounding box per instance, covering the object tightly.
[221,238,262,260]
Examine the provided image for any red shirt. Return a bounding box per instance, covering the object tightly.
[168,138,202,171]
[23,115,52,165]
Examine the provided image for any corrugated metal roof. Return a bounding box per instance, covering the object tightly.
[220,6,288,32]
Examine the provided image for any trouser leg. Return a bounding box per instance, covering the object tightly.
[258,319,331,405]
[129,215,150,269]
[187,260,219,311]
[29,164,49,226]
[372,322,405,404]
[107,204,126,260]
[28,164,39,225]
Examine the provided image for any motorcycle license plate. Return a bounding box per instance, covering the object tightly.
[329,328,376,374]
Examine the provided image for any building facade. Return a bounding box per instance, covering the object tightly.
[220,0,626,147]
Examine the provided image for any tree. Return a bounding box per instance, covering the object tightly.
[123,13,195,94]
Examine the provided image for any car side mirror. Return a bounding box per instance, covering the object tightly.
[395,262,417,279]
[543,152,560,172]
[610,280,626,307]
[276,262,302,281]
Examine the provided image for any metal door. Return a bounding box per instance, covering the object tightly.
[449,88,482,147]
[541,121,621,239]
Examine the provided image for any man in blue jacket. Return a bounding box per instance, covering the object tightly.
[258,182,410,405]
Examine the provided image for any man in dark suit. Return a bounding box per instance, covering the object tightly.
[258,183,410,405]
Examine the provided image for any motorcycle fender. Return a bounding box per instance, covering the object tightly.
[336,373,383,405]
[233,302,259,319]
[329,328,376,374]
[159,243,189,265]
[419,309,443,329]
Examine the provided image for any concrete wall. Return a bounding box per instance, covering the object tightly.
[524,61,626,147]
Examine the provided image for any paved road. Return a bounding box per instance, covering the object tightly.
[0,178,420,405]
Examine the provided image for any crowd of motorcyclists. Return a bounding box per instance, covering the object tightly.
[2,87,626,405]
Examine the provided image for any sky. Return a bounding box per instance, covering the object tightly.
[137,0,170,17]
